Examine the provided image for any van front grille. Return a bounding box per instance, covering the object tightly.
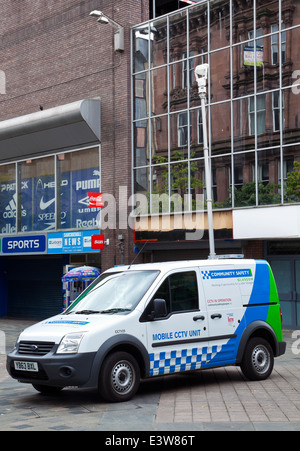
[18,341,55,356]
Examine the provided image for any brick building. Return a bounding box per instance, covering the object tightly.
[0,0,148,317]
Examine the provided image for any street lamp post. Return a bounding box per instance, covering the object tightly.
[195,64,216,259]
[89,10,124,52]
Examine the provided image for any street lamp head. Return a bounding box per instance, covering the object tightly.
[89,10,124,52]
[89,10,109,23]
[89,10,102,17]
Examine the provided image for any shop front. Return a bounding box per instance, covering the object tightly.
[0,99,102,318]
[0,230,101,319]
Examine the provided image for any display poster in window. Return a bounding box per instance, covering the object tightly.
[0,167,100,234]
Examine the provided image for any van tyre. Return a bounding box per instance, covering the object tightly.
[240,337,274,381]
[98,352,140,402]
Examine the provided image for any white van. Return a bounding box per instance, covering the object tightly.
[7,259,286,402]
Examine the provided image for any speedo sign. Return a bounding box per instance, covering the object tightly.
[2,235,46,254]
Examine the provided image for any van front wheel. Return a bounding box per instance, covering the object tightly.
[240,337,274,381]
[98,352,140,402]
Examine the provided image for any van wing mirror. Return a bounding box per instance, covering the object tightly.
[151,298,167,319]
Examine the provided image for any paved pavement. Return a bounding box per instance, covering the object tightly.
[1,318,300,432]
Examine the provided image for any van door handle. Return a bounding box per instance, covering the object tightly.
[193,315,205,322]
[211,313,222,319]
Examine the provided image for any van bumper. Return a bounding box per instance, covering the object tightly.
[6,349,97,388]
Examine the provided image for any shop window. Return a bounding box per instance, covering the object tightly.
[57,147,100,230]
[19,156,55,233]
[0,164,17,234]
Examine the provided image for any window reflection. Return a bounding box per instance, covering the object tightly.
[132,1,300,210]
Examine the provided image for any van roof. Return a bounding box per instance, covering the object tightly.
[104,259,262,274]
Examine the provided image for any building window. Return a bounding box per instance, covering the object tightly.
[178,112,191,147]
[182,52,195,89]
[249,95,266,136]
[258,163,269,186]
[132,2,299,212]
[271,24,286,65]
[248,28,264,48]
[273,91,285,132]
[197,109,203,145]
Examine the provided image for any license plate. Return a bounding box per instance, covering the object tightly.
[14,361,39,372]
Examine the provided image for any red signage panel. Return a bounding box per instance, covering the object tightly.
[91,234,105,250]
[88,192,103,208]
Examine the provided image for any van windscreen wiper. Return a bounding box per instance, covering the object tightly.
[75,310,102,315]
[100,308,131,314]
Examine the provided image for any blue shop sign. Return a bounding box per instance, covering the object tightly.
[2,235,46,254]
[48,230,99,254]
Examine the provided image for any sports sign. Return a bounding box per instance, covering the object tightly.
[2,235,46,254]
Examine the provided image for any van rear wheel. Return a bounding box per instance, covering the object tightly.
[98,351,140,402]
[240,337,274,381]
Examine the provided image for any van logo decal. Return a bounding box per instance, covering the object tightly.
[44,320,90,326]
[201,269,252,280]
[30,345,39,352]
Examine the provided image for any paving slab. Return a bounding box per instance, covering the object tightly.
[0,319,300,432]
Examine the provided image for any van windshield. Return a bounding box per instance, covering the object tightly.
[64,270,160,315]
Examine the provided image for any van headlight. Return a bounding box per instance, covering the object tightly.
[56,332,86,354]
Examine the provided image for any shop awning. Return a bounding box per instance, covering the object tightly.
[0,98,101,162]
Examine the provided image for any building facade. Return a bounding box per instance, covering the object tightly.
[0,0,148,318]
[131,0,300,328]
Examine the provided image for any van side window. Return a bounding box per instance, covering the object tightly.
[169,271,198,312]
[141,271,199,321]
[153,277,171,316]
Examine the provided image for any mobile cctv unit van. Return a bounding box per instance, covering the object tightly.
[7,259,286,402]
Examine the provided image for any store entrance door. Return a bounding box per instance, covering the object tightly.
[269,258,300,329]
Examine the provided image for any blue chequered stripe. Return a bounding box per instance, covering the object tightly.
[201,270,211,280]
[149,345,222,376]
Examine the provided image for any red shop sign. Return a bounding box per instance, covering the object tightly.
[88,192,103,208]
[91,234,105,250]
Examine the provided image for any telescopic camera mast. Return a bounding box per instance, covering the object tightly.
[195,64,216,259]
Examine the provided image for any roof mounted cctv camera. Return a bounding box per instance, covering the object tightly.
[195,64,209,95]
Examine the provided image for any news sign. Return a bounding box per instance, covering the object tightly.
[48,230,99,254]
